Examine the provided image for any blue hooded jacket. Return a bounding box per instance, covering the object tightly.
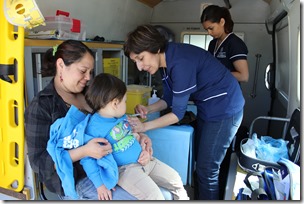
[47,105,118,199]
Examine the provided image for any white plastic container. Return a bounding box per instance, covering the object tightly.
[28,15,86,40]
[147,90,160,121]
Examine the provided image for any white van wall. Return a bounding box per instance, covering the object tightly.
[286,0,301,115]
[35,0,152,41]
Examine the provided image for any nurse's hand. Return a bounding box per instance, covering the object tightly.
[134,104,149,119]
[128,116,146,132]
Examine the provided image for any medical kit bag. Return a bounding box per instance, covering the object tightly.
[238,109,300,172]
[237,109,300,200]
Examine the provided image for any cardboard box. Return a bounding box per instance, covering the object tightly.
[103,58,121,79]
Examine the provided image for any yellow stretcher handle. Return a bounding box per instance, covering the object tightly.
[4,0,45,29]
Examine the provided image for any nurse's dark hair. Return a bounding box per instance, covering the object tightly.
[41,40,94,76]
[124,24,166,58]
[200,5,234,34]
[85,73,127,112]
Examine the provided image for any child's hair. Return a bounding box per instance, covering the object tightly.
[85,73,127,112]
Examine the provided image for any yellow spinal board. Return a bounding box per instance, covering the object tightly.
[0,0,44,193]
[0,3,25,193]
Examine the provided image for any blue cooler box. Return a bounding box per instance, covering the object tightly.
[146,125,194,185]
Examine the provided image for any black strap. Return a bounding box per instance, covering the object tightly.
[0,64,14,83]
[0,64,14,75]
[244,171,269,200]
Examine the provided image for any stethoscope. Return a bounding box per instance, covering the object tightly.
[160,67,172,91]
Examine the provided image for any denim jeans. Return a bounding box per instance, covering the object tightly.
[195,109,243,200]
[58,176,136,200]
[58,176,173,200]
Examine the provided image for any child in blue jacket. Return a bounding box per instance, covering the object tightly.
[48,73,188,200]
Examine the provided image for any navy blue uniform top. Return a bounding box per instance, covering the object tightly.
[161,42,245,122]
[208,33,248,72]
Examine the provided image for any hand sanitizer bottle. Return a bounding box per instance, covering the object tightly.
[148,89,160,121]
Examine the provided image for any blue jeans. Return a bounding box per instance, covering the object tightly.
[58,176,136,200]
[59,176,173,200]
[195,110,243,200]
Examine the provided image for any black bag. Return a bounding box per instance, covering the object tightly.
[238,109,300,172]
[236,109,301,200]
[238,137,282,172]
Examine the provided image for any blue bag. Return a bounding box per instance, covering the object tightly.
[253,134,289,163]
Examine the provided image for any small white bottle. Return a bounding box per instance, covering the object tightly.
[147,89,160,121]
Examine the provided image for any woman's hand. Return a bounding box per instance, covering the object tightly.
[141,144,153,158]
[137,133,153,165]
[134,104,149,119]
[84,138,112,159]
[140,132,153,156]
[138,133,152,154]
[69,137,112,162]
[128,116,146,133]
[137,150,151,166]
[97,185,112,200]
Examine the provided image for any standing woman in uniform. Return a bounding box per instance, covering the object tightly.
[201,5,249,199]
[201,5,249,83]
[124,24,245,200]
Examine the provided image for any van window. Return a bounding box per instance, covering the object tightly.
[275,16,289,107]
[181,32,212,49]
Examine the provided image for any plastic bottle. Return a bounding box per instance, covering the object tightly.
[147,89,160,121]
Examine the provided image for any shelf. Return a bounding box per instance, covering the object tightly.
[24,38,123,49]
[24,39,128,103]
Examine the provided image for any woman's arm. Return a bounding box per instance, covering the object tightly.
[232,59,249,82]
[138,112,179,133]
[130,98,178,132]
[25,102,58,182]
[68,138,112,161]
